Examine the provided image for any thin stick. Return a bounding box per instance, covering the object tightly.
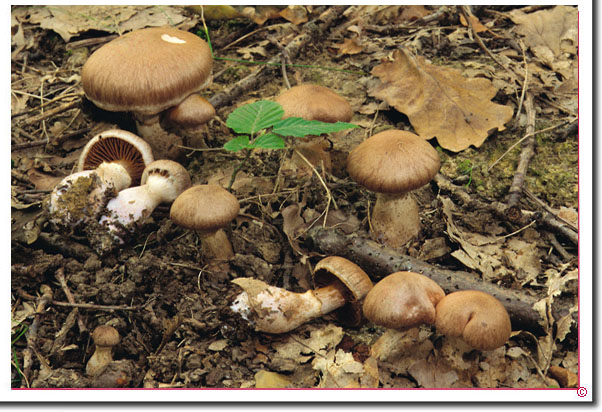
[51,300,141,311]
[294,149,338,210]
[55,267,87,333]
[22,285,53,387]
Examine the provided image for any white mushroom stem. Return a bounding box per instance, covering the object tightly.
[230,278,347,334]
[200,229,234,262]
[95,162,132,191]
[371,192,420,248]
[86,344,114,377]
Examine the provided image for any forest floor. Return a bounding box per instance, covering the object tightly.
[10,5,579,390]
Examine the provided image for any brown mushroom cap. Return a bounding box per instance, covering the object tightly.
[314,256,373,301]
[313,256,373,326]
[435,290,512,351]
[91,325,120,347]
[363,271,445,330]
[275,84,353,123]
[164,94,215,128]
[346,130,441,194]
[82,27,213,115]
[77,129,154,186]
[170,185,240,233]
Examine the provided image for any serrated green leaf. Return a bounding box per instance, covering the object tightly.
[272,117,358,138]
[226,101,284,134]
[223,135,251,152]
[252,134,286,150]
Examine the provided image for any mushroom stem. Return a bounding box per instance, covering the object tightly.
[95,162,132,192]
[230,278,348,334]
[372,192,420,248]
[134,113,183,160]
[86,345,114,377]
[200,229,234,262]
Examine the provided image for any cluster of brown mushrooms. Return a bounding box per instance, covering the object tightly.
[47,25,514,386]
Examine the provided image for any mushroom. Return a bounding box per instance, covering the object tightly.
[82,27,213,159]
[92,159,191,250]
[48,129,154,232]
[77,128,154,186]
[86,325,120,377]
[363,271,445,330]
[163,94,215,148]
[169,184,240,263]
[230,256,372,334]
[346,130,441,248]
[434,290,512,351]
[362,271,445,361]
[274,84,353,174]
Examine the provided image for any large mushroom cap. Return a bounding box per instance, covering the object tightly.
[363,271,445,330]
[82,27,213,115]
[347,130,441,194]
[77,129,154,186]
[275,84,353,123]
[435,290,512,351]
[170,185,240,233]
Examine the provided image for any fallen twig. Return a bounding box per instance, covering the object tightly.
[55,267,87,334]
[22,285,53,387]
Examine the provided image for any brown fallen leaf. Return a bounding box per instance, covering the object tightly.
[331,37,363,56]
[279,5,308,25]
[370,49,514,152]
[241,6,282,26]
[459,13,488,33]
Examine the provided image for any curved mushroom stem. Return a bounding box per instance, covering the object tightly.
[199,229,234,262]
[230,278,348,334]
[134,113,184,160]
[86,344,114,377]
[371,191,420,248]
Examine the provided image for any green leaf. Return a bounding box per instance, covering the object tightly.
[226,101,284,134]
[252,134,286,150]
[272,117,358,138]
[223,135,251,152]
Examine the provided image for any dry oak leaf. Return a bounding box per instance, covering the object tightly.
[370,49,514,152]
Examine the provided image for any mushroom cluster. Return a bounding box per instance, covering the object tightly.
[82,27,214,159]
[48,129,154,232]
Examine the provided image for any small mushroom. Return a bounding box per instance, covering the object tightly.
[363,271,445,330]
[169,184,240,263]
[82,27,213,159]
[163,94,215,148]
[93,159,191,250]
[86,325,120,377]
[435,290,512,351]
[346,130,441,248]
[48,129,154,232]
[275,84,353,174]
[230,256,372,334]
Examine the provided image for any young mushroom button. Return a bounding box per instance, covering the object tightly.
[230,256,372,334]
[169,185,240,262]
[435,290,512,351]
[347,130,441,248]
[82,27,213,159]
[86,325,120,377]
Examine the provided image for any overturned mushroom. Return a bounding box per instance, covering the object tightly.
[82,27,213,159]
[91,159,191,251]
[230,256,372,334]
[48,129,153,232]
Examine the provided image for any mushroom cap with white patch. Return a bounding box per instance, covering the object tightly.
[82,27,213,116]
